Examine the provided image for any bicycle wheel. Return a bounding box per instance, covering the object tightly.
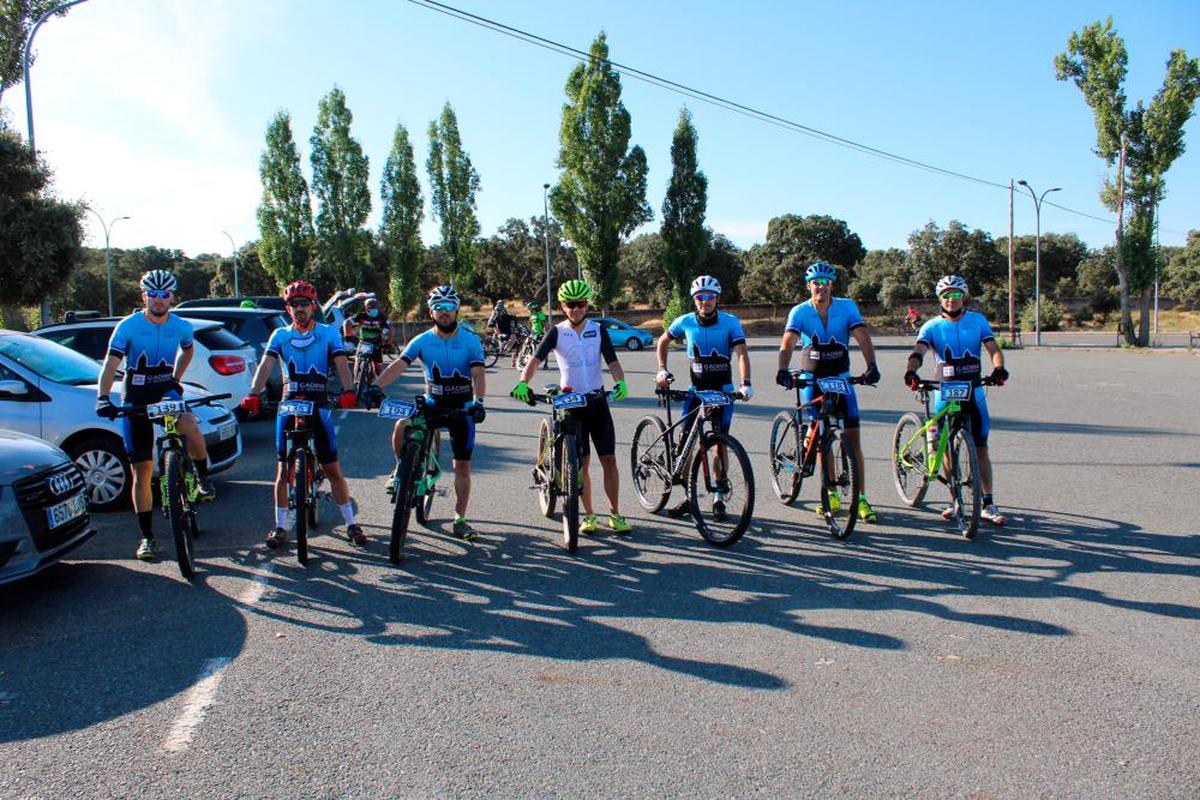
[561,432,580,553]
[353,359,368,406]
[892,412,930,507]
[687,432,754,548]
[820,427,860,541]
[482,336,500,368]
[390,439,421,563]
[517,339,534,370]
[947,427,982,539]
[293,448,309,565]
[630,415,672,513]
[415,428,440,525]
[768,411,804,505]
[164,450,196,580]
[535,419,558,518]
[307,466,321,529]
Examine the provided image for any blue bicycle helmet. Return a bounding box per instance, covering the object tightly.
[804,261,838,283]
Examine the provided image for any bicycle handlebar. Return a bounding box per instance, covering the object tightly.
[913,377,999,393]
[654,386,749,403]
[113,393,232,416]
[786,372,873,389]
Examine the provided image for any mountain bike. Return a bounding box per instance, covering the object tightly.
[352,340,383,408]
[116,393,230,580]
[278,398,328,565]
[380,396,459,564]
[891,377,998,540]
[528,386,592,553]
[767,373,867,540]
[630,384,754,548]
[514,330,541,370]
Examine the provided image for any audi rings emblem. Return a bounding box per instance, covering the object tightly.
[48,472,74,496]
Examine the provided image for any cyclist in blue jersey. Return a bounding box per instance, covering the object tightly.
[903,275,1009,526]
[241,281,362,549]
[96,269,215,561]
[655,274,753,517]
[369,285,487,540]
[776,261,881,523]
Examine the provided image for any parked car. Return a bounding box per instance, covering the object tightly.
[592,317,655,351]
[176,295,287,313]
[34,316,254,412]
[0,430,97,585]
[0,330,241,511]
[173,307,288,401]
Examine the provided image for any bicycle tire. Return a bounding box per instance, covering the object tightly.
[891,411,929,507]
[820,427,860,540]
[416,428,440,525]
[768,411,804,505]
[390,439,421,563]
[687,432,754,548]
[482,336,500,368]
[630,415,671,513]
[948,427,982,539]
[164,450,196,580]
[535,419,558,518]
[562,432,579,553]
[353,358,368,406]
[293,448,309,565]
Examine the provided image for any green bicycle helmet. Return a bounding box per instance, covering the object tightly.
[239,299,257,309]
[526,299,541,310]
[557,279,592,303]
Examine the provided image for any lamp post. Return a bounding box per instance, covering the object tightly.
[84,208,130,316]
[543,183,554,324]
[221,230,240,296]
[1016,180,1061,346]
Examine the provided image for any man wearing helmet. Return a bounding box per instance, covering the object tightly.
[241,281,363,549]
[512,279,632,535]
[903,275,1009,526]
[95,269,215,561]
[487,299,516,355]
[343,296,392,384]
[526,299,548,340]
[776,260,882,523]
[369,285,487,540]
[655,275,753,517]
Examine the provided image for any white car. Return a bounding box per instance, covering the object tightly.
[34,316,254,412]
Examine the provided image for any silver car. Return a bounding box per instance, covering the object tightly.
[0,330,241,511]
[0,429,96,585]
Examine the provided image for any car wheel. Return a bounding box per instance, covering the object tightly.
[626,337,643,351]
[68,435,131,512]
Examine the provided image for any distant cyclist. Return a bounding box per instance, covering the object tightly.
[905,304,920,333]
[512,279,632,535]
[369,285,487,540]
[343,296,393,373]
[903,274,1009,526]
[240,281,362,548]
[487,300,515,351]
[527,299,548,340]
[95,270,215,562]
[655,275,752,517]
[776,260,881,523]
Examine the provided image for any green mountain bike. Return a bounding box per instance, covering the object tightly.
[380,397,457,564]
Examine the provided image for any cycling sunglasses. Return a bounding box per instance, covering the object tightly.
[809,278,832,287]
[145,289,173,300]
[693,292,718,302]
[287,299,314,309]
[563,300,588,309]
[940,290,965,300]
[430,301,459,312]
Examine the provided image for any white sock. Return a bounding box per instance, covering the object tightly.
[338,502,356,526]
[274,506,288,529]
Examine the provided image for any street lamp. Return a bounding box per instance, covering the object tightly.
[543,183,554,324]
[84,207,130,316]
[1016,180,1061,346]
[221,230,240,296]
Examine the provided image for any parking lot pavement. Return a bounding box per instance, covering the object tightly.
[1,339,1197,797]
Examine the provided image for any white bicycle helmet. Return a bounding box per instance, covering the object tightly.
[935,274,969,298]
[427,284,462,308]
[690,275,722,296]
[140,269,177,293]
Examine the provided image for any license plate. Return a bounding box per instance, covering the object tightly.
[147,400,187,419]
[940,382,972,401]
[278,399,314,417]
[46,492,87,529]
[694,390,731,407]
[378,399,418,420]
[218,422,237,441]
[552,392,587,410]
[816,377,850,395]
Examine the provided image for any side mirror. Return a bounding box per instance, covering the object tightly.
[0,379,30,398]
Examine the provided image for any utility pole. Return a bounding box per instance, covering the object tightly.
[1008,180,1015,341]
[1116,134,1129,345]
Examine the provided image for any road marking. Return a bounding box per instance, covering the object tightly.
[162,656,231,753]
[237,559,276,606]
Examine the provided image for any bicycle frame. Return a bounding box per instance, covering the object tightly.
[532,389,588,489]
[896,382,979,480]
[785,375,855,481]
[642,389,728,486]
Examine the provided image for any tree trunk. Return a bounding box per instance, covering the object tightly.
[1137,286,1152,347]
[1116,265,1136,346]
[1,305,29,332]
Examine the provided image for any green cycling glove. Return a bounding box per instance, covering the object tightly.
[511,381,533,405]
[611,379,628,402]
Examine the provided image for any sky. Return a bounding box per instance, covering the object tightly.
[3,0,1198,259]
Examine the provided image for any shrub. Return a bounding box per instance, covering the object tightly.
[1020,297,1063,332]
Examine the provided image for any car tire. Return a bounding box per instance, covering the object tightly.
[626,337,643,351]
[67,434,132,512]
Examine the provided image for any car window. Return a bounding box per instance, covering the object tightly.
[2,334,101,384]
[194,326,248,351]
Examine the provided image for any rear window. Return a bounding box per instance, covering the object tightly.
[194,327,247,351]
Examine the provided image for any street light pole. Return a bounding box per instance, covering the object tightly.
[543,183,554,325]
[221,230,240,296]
[84,207,130,316]
[1017,180,1061,347]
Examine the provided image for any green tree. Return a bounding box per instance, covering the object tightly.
[660,107,709,308]
[0,1,71,106]
[310,86,371,290]
[849,247,908,306]
[907,221,1007,318]
[1162,230,1200,303]
[701,233,744,304]
[474,217,577,304]
[550,32,651,308]
[617,232,670,308]
[0,127,82,328]
[739,214,865,303]
[1056,17,1200,345]
[209,241,276,297]
[380,122,423,334]
[426,102,480,286]
[257,111,314,289]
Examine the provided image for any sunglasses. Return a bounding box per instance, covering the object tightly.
[430,301,459,312]
[809,278,832,287]
[693,292,718,302]
[563,300,588,310]
[145,290,173,300]
[940,291,965,300]
[287,299,314,309]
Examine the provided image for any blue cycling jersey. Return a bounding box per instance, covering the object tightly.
[401,326,485,408]
[784,297,865,377]
[266,322,347,406]
[106,311,194,402]
[667,311,747,389]
[916,311,996,383]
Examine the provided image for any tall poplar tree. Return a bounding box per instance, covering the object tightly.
[550,32,650,308]
[660,106,709,322]
[256,110,313,288]
[311,86,371,289]
[426,102,480,286]
[380,121,423,336]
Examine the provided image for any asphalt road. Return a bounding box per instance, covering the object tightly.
[2,338,1197,798]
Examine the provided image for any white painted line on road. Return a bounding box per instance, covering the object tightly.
[237,559,276,607]
[162,656,231,754]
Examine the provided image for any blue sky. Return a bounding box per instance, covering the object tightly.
[3,0,1198,259]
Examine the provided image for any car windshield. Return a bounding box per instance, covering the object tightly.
[0,334,100,385]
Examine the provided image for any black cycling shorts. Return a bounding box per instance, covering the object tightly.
[275,408,339,465]
[121,388,181,463]
[572,394,616,458]
[425,406,477,462]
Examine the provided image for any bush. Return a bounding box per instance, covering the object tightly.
[661,295,689,332]
[1020,297,1063,332]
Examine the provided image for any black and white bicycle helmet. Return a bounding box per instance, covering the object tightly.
[140,269,177,293]
[690,275,722,296]
[427,284,462,308]
[935,274,969,298]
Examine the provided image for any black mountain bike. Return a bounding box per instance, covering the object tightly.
[529,386,599,553]
[630,384,754,548]
[115,393,230,580]
[352,340,383,408]
[768,373,867,540]
[278,399,327,565]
